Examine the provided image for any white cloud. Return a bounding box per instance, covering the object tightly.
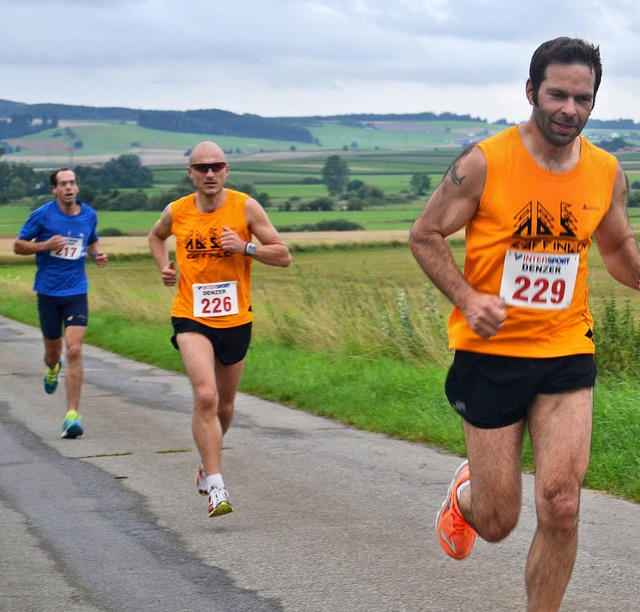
[1,0,639,122]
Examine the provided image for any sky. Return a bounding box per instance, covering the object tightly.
[2,0,640,124]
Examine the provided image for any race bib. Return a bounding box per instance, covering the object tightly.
[192,281,239,317]
[500,249,579,310]
[50,237,84,260]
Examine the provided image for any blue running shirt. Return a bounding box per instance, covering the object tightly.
[18,200,100,296]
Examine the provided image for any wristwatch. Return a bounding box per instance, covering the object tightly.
[245,242,257,256]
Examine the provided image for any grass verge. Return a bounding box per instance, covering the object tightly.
[0,254,638,503]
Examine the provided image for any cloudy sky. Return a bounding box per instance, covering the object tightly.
[2,0,640,123]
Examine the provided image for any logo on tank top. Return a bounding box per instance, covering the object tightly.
[183,227,231,259]
[510,201,589,253]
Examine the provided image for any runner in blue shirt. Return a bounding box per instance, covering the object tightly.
[14,168,108,438]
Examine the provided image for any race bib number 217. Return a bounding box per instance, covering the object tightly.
[50,237,83,260]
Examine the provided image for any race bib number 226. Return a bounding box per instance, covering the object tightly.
[192,281,239,317]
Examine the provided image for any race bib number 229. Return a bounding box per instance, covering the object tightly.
[499,250,579,310]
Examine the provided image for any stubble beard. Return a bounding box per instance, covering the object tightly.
[533,106,586,148]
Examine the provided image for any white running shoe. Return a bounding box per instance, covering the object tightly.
[208,487,233,517]
[196,465,207,496]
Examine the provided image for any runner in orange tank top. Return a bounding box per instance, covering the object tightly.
[409,38,640,610]
[149,141,291,518]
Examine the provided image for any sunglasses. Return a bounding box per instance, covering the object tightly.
[190,162,228,173]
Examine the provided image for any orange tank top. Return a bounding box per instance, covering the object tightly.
[170,189,253,328]
[448,126,618,357]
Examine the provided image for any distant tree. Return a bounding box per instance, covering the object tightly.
[226,180,257,199]
[299,196,335,211]
[8,176,27,200]
[101,154,152,188]
[257,192,272,208]
[628,191,640,208]
[598,137,629,152]
[99,227,125,236]
[137,109,314,143]
[90,189,149,211]
[346,179,364,192]
[280,196,301,211]
[112,190,149,211]
[78,184,97,204]
[322,155,350,196]
[357,184,384,203]
[0,161,41,203]
[75,154,152,191]
[314,219,362,231]
[410,172,432,196]
[346,197,367,210]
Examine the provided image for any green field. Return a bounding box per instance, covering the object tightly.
[6,118,640,165]
[0,203,426,237]
[4,201,640,240]
[5,117,640,217]
[0,244,639,503]
[2,117,640,505]
[4,119,489,164]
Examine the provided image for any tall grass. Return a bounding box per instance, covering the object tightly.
[0,247,639,502]
[594,297,640,375]
[256,269,449,366]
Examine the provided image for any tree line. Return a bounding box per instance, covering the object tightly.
[3,149,640,216]
[0,152,154,206]
[138,110,315,144]
[0,149,436,217]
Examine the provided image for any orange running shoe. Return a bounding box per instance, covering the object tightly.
[436,459,476,560]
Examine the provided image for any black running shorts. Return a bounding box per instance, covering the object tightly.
[445,351,597,429]
[37,293,89,340]
[170,317,252,366]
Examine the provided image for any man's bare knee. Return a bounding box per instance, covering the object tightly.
[475,505,520,542]
[65,343,83,363]
[194,386,218,413]
[538,488,580,535]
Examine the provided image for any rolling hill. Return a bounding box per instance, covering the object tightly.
[2,99,640,168]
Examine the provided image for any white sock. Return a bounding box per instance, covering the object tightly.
[456,479,471,503]
[206,473,225,493]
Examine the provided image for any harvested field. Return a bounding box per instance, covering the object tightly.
[0,230,411,262]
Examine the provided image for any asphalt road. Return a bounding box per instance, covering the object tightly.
[0,315,638,612]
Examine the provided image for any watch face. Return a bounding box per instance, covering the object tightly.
[246,242,257,255]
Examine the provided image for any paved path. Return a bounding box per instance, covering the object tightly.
[0,316,638,611]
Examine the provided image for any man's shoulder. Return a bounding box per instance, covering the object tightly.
[170,192,196,211]
[478,125,518,150]
[582,136,618,162]
[224,188,250,203]
[35,199,56,213]
[79,201,97,215]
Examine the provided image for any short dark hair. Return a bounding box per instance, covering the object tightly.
[49,167,73,187]
[529,37,602,105]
